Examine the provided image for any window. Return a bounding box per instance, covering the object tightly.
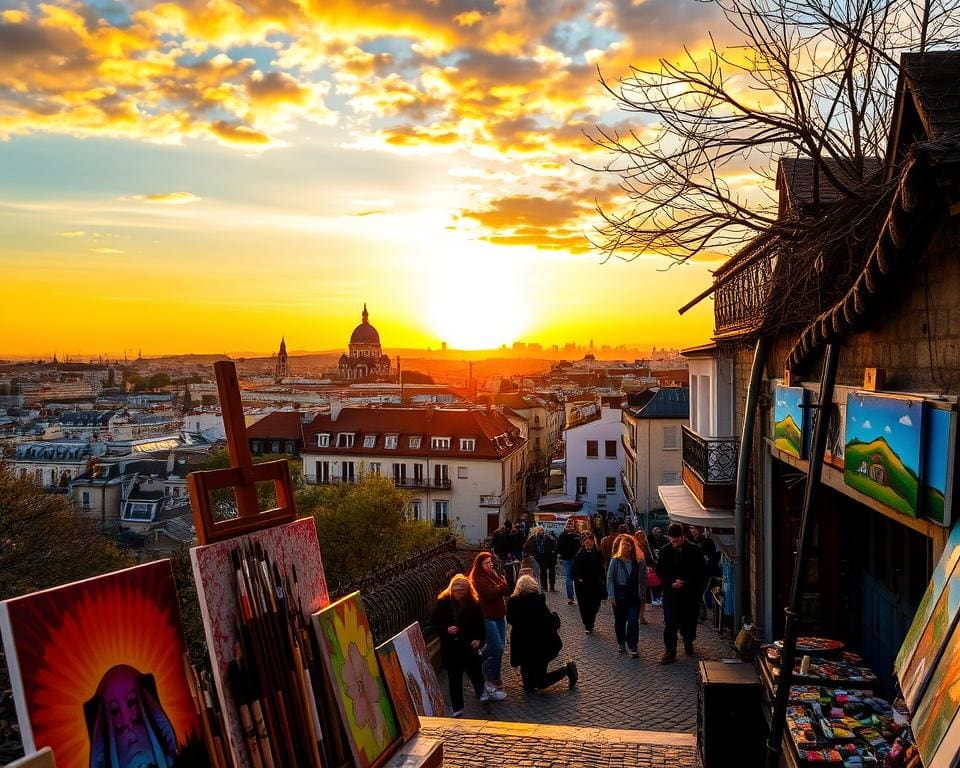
[408,436,421,449]
[457,466,469,479]
[317,433,330,448]
[363,434,377,448]
[317,461,330,483]
[433,500,449,527]
[413,463,424,483]
[576,476,587,496]
[434,464,449,486]
[410,500,422,521]
[663,425,680,450]
[369,462,381,475]
[385,435,398,449]
[586,440,598,458]
[337,433,355,448]
[432,437,451,450]
[459,438,476,451]
[340,461,356,482]
[122,502,154,522]
[535,437,541,451]
[81,490,91,508]
[392,463,406,483]
[606,476,617,493]
[605,440,617,458]
[661,471,682,485]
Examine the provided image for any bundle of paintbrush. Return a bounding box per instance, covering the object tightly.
[185,653,234,768]
[228,542,327,768]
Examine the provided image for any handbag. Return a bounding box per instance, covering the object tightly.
[646,565,661,588]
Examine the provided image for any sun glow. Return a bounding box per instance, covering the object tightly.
[423,239,531,349]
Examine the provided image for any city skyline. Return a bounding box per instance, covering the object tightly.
[1,0,741,357]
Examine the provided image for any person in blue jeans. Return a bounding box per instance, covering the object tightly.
[606,535,646,658]
[556,519,582,605]
[468,551,509,701]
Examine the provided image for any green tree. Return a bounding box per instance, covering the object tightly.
[297,474,449,587]
[0,469,131,601]
[147,372,171,389]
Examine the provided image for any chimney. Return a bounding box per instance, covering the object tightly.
[330,393,342,421]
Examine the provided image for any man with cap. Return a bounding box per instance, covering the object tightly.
[655,522,706,664]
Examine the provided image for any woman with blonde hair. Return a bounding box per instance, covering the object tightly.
[606,534,646,657]
[430,573,485,716]
[468,551,510,701]
[506,575,578,692]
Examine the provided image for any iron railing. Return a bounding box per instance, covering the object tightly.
[681,426,739,485]
[714,250,773,336]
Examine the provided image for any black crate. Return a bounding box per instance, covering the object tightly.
[698,661,767,767]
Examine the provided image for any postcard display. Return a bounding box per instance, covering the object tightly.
[0,561,209,768]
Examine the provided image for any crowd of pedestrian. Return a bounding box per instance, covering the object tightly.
[431,516,722,714]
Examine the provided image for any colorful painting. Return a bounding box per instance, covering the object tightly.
[376,637,421,741]
[313,592,400,768]
[844,393,925,518]
[824,398,847,469]
[379,623,446,717]
[923,405,956,526]
[191,516,329,768]
[774,386,808,459]
[911,619,960,768]
[0,561,207,768]
[896,523,960,688]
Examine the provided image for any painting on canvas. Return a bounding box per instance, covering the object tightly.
[313,592,400,768]
[774,386,808,459]
[923,405,956,526]
[379,623,446,717]
[912,622,960,768]
[376,636,421,741]
[844,393,925,518]
[191,516,329,768]
[0,561,208,768]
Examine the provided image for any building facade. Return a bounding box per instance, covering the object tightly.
[564,398,627,520]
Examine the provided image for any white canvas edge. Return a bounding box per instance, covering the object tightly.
[0,599,34,752]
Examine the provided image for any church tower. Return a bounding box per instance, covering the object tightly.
[274,337,289,382]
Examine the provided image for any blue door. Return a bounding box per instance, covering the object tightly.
[860,572,914,695]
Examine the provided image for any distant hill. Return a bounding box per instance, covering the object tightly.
[774,413,802,456]
[844,436,920,516]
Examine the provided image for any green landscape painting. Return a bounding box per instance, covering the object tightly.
[774,385,807,458]
[844,393,924,518]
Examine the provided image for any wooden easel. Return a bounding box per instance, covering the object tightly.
[188,361,296,544]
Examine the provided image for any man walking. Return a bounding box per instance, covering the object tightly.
[524,526,557,592]
[655,522,706,664]
[556,518,582,605]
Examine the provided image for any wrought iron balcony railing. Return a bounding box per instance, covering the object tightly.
[681,426,738,485]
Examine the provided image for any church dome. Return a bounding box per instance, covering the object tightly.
[350,304,381,345]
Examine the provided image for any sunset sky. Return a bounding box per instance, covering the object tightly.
[0,0,738,357]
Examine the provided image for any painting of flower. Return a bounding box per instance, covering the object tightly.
[313,592,399,768]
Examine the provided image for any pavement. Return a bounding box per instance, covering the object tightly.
[427,589,738,767]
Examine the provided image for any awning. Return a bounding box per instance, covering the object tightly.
[657,484,736,529]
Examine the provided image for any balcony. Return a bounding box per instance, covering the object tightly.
[680,426,738,508]
[394,477,452,490]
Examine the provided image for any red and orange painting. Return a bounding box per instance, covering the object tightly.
[0,560,206,768]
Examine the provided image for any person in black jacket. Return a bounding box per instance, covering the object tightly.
[556,518,582,605]
[570,531,606,633]
[430,573,486,716]
[655,522,707,664]
[506,575,578,693]
[524,526,558,591]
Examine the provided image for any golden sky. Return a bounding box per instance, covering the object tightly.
[0,0,735,357]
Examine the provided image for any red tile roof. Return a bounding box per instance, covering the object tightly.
[246,411,305,440]
[302,407,525,460]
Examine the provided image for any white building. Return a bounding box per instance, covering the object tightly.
[301,405,526,543]
[564,397,627,519]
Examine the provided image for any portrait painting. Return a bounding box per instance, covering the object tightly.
[380,623,446,718]
[0,561,207,768]
[313,592,400,768]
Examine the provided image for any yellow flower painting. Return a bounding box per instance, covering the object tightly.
[313,592,400,768]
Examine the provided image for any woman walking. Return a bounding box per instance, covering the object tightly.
[632,532,651,625]
[468,551,510,701]
[430,574,486,716]
[570,531,606,634]
[606,535,646,657]
[506,575,578,692]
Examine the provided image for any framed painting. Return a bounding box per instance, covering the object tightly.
[774,386,809,459]
[191,516,330,768]
[844,393,925,518]
[313,592,401,768]
[379,623,446,717]
[0,561,208,768]
[911,620,960,768]
[923,404,957,527]
[823,397,847,470]
[896,522,960,689]
[375,637,421,742]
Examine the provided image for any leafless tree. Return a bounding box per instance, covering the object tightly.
[586,0,960,264]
